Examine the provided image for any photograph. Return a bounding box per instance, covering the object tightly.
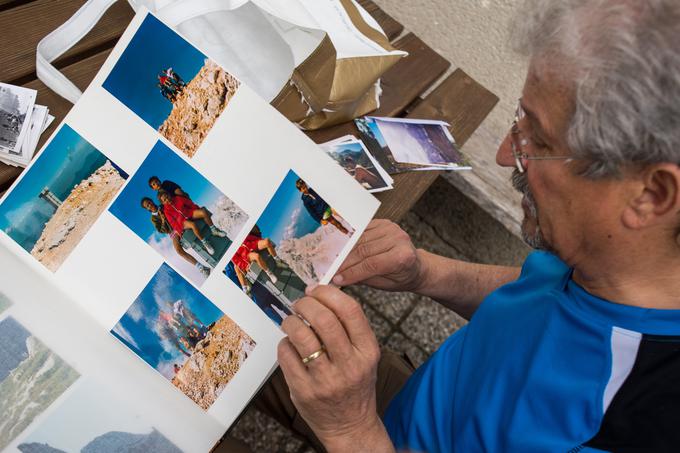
[0,317,80,450]
[0,82,36,155]
[18,378,183,453]
[109,141,248,286]
[355,117,399,174]
[223,228,299,327]
[0,291,10,314]
[111,263,256,410]
[225,170,354,323]
[103,14,241,158]
[0,124,128,272]
[370,117,467,167]
[320,140,392,193]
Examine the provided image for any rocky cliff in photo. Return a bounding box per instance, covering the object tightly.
[159,59,241,158]
[277,222,354,286]
[172,316,255,410]
[30,161,125,272]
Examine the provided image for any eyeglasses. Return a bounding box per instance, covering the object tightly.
[510,99,573,173]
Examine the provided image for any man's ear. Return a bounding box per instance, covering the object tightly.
[622,164,680,230]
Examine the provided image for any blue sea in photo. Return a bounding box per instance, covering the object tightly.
[0,125,127,253]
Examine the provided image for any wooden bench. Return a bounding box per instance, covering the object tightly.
[0,0,499,225]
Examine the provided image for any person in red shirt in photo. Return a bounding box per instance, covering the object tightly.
[157,190,227,256]
[231,227,281,293]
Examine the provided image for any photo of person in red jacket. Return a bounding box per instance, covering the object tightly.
[157,190,227,256]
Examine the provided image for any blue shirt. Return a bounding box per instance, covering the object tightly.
[384,251,680,452]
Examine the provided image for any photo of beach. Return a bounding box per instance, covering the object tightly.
[18,378,183,453]
[109,141,247,286]
[0,317,80,450]
[103,14,241,158]
[226,170,354,322]
[0,125,128,272]
[111,264,256,410]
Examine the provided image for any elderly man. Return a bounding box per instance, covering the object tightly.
[221,0,680,451]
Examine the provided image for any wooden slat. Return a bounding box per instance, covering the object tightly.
[306,32,450,144]
[0,164,22,194]
[358,0,403,41]
[0,0,133,83]
[0,0,33,10]
[374,69,500,220]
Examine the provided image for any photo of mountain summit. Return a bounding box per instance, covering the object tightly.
[0,317,79,450]
[103,14,241,158]
[18,378,182,453]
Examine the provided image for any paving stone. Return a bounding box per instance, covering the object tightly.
[400,297,467,354]
[399,209,470,261]
[230,407,305,452]
[344,285,416,324]
[384,332,430,368]
[362,303,393,341]
[410,178,530,266]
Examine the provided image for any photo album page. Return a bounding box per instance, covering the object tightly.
[0,8,379,452]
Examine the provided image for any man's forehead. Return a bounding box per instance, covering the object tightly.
[523,62,574,143]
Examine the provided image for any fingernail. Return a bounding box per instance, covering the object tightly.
[333,274,343,285]
[305,284,318,295]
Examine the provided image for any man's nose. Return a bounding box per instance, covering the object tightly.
[496,132,517,167]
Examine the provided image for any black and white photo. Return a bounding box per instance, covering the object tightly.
[0,83,36,156]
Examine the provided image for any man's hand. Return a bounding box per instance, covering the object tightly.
[332,219,423,292]
[278,285,394,452]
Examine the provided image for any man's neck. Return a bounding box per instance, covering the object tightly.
[571,240,680,310]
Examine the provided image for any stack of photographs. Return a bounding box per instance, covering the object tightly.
[320,135,394,193]
[355,116,471,173]
[0,83,54,168]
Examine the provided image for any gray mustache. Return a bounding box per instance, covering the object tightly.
[511,169,538,218]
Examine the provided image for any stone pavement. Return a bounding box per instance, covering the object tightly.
[229,178,530,452]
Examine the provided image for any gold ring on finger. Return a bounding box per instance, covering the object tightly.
[301,345,326,364]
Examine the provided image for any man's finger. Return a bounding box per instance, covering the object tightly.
[278,337,311,386]
[281,313,327,362]
[335,235,396,276]
[293,296,353,362]
[333,251,397,286]
[306,286,378,352]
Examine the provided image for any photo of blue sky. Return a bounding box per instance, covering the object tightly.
[109,141,222,243]
[256,170,320,245]
[0,125,127,253]
[102,14,205,129]
[18,378,182,453]
[111,263,224,380]
[364,117,387,148]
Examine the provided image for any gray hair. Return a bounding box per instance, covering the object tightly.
[512,0,680,178]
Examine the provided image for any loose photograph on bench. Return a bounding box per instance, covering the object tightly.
[109,141,247,286]
[225,169,354,326]
[102,14,241,158]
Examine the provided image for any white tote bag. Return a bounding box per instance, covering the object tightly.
[36,0,406,129]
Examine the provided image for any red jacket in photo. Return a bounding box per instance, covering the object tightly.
[162,195,199,235]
